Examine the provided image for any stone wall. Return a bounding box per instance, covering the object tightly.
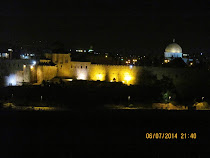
[37,65,57,84]
[0,59,33,86]
[89,64,141,85]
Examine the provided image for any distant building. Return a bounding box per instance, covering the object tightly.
[0,40,208,87]
[164,39,198,65]
[164,40,183,62]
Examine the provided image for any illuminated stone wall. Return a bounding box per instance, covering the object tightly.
[0,59,33,86]
[69,61,91,80]
[48,53,71,77]
[43,53,142,85]
[37,66,57,84]
[35,53,210,91]
[88,64,142,85]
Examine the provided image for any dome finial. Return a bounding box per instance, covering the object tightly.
[173,38,175,43]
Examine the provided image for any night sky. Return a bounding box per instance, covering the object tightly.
[0,0,210,54]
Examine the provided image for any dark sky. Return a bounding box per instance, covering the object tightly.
[0,0,210,54]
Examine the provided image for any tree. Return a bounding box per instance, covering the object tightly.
[159,75,177,102]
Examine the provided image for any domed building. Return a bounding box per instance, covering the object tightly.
[164,40,183,61]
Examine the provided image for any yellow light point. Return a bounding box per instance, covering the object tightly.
[125,75,131,82]
[105,55,108,58]
[124,73,132,84]
[164,59,170,63]
[30,65,34,69]
[23,64,26,68]
[190,62,193,66]
[96,74,103,80]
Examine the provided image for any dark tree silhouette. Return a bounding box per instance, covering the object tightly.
[164,58,187,68]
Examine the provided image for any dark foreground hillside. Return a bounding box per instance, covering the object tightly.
[0,109,210,157]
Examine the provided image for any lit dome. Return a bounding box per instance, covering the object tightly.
[165,43,182,53]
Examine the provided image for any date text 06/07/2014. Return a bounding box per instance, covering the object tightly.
[146,133,197,139]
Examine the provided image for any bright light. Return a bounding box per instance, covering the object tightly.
[32,61,36,65]
[125,75,131,82]
[30,65,34,69]
[88,49,94,52]
[97,74,103,80]
[77,74,86,80]
[105,55,108,58]
[23,64,26,68]
[8,49,13,51]
[77,72,87,80]
[124,73,132,82]
[76,50,83,52]
[190,62,193,66]
[6,74,16,86]
[129,65,133,69]
[2,53,9,58]
[164,59,170,63]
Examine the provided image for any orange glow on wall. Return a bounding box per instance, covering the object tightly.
[124,72,132,84]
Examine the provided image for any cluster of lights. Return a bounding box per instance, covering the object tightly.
[20,54,35,59]
[0,53,9,58]
[76,50,83,52]
[164,59,170,63]
[126,60,130,64]
[132,59,137,65]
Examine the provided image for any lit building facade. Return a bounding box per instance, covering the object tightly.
[164,41,183,61]
[0,41,206,87]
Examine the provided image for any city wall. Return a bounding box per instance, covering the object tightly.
[37,58,210,90]
[37,65,57,84]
